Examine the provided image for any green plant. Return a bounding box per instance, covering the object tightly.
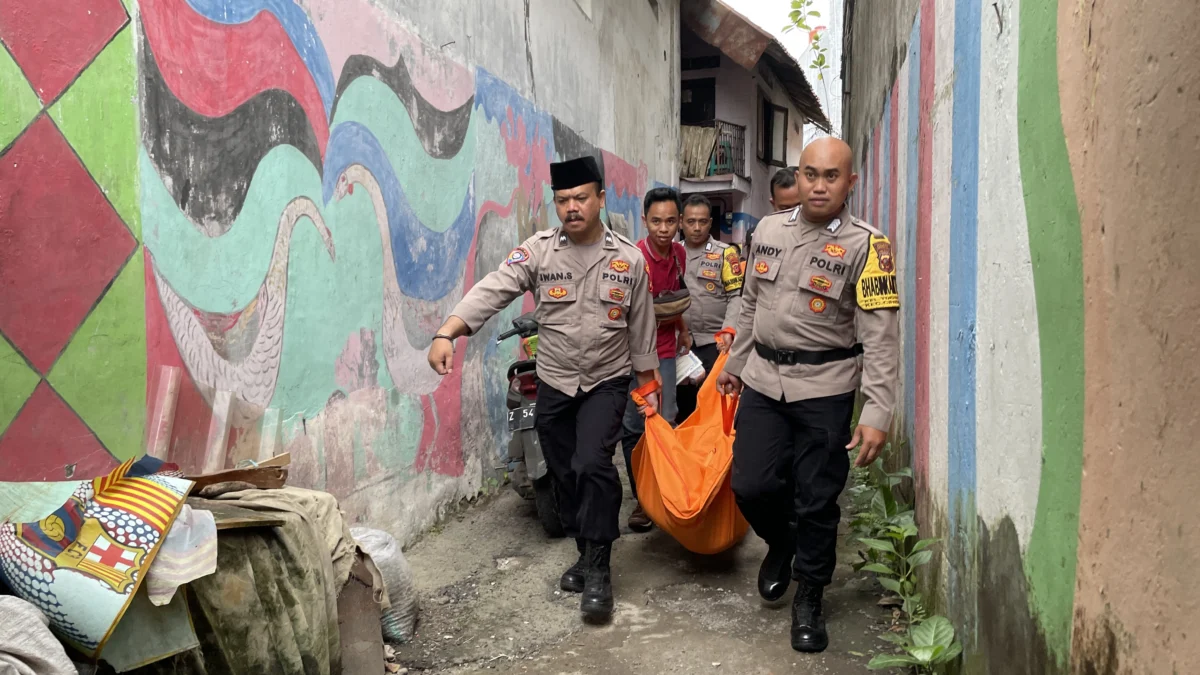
[782,0,830,82]
[858,514,938,621]
[867,615,963,673]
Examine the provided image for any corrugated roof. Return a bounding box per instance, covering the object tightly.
[680,0,832,132]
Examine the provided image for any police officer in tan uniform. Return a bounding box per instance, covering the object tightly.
[718,138,899,653]
[676,194,744,422]
[428,156,660,621]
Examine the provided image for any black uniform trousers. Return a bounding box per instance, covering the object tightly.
[535,375,632,544]
[731,386,856,587]
[675,342,720,422]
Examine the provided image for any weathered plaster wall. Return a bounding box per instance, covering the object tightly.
[1058,0,1200,672]
[1,0,680,548]
[848,0,1198,671]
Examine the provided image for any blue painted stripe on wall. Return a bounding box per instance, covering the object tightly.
[948,0,981,525]
[903,12,921,445]
[880,92,891,235]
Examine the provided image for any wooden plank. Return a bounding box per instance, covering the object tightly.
[256,452,290,468]
[185,466,287,492]
[187,497,287,530]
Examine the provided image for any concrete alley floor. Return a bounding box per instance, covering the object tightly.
[394,466,894,674]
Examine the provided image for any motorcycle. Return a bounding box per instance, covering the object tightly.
[496,312,564,537]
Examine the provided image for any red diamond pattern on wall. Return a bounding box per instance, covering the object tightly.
[0,0,128,103]
[0,381,117,481]
[0,116,136,374]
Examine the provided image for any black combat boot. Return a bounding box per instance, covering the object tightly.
[559,538,586,593]
[580,541,614,619]
[790,581,828,653]
[757,537,795,602]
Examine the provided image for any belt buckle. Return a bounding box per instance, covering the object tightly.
[775,348,796,365]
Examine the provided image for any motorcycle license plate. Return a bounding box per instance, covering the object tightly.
[508,404,536,431]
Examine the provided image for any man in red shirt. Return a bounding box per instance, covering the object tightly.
[621,187,691,532]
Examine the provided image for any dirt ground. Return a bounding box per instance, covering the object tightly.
[394,464,893,675]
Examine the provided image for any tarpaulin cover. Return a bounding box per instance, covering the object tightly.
[630,349,749,554]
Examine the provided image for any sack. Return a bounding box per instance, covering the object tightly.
[351,527,420,643]
[629,335,750,555]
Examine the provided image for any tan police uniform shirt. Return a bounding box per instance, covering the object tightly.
[450,227,659,397]
[682,238,744,347]
[725,206,900,431]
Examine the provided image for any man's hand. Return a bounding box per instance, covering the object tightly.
[715,332,733,353]
[716,371,742,397]
[428,338,455,375]
[847,425,888,467]
[678,331,693,355]
[637,391,659,416]
[427,317,468,375]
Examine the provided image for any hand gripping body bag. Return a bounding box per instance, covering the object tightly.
[629,330,749,554]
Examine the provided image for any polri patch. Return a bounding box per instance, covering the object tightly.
[608,288,626,302]
[506,247,531,265]
[609,260,630,273]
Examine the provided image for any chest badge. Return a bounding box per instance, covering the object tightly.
[809,297,828,314]
[548,286,569,299]
[701,269,718,279]
[609,260,630,273]
[705,252,721,260]
[754,260,770,275]
[823,243,847,259]
[607,307,623,321]
[809,275,833,292]
[608,288,626,302]
[705,281,717,292]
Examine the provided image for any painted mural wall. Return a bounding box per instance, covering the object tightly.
[846,0,1198,672]
[1,0,680,547]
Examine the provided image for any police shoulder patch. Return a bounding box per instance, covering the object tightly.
[856,234,900,311]
[506,246,531,266]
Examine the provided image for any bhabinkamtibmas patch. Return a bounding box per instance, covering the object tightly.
[856,234,900,310]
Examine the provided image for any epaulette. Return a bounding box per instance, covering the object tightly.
[849,217,887,238]
[612,230,637,247]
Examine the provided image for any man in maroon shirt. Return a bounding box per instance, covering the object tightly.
[620,187,691,532]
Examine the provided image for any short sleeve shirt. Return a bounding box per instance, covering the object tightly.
[637,239,686,360]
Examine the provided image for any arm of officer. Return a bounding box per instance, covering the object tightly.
[719,247,745,348]
[721,248,758,384]
[627,262,660,379]
[429,244,537,374]
[852,236,900,431]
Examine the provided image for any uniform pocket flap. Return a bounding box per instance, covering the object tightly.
[600,285,632,306]
[540,282,576,303]
[750,257,782,282]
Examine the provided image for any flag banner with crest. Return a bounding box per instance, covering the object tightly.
[0,455,192,659]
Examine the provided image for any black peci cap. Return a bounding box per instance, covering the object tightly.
[550,155,604,191]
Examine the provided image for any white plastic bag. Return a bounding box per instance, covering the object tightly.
[350,527,419,644]
[676,350,705,385]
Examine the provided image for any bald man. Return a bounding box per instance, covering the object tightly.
[718,138,899,653]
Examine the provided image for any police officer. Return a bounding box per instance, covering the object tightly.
[717,138,899,652]
[428,156,661,621]
[676,194,743,422]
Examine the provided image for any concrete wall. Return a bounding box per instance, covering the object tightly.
[845,0,1198,672]
[0,0,680,547]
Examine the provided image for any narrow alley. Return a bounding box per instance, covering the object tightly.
[396,482,885,674]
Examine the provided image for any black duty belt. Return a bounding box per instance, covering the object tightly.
[754,342,864,366]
